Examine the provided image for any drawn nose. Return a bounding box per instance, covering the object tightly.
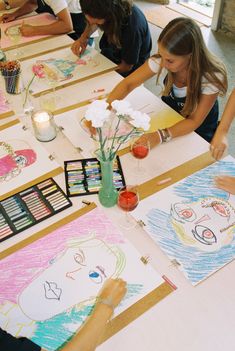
[66,267,81,280]
[194,214,210,225]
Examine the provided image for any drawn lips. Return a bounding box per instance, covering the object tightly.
[44,281,62,300]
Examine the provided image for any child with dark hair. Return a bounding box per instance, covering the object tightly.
[71,0,152,76]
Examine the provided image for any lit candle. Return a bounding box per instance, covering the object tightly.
[32,110,57,142]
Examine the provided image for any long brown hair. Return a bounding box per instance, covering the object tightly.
[155,17,227,116]
[80,0,133,48]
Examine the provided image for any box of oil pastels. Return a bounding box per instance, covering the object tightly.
[64,156,126,197]
[0,178,72,242]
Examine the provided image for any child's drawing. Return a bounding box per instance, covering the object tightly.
[0,208,165,350]
[132,155,235,285]
[0,121,61,198]
[0,140,37,182]
[20,47,116,96]
[35,49,98,82]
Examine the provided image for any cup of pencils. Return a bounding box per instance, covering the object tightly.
[0,60,21,94]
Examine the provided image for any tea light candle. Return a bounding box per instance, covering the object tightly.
[32,110,57,142]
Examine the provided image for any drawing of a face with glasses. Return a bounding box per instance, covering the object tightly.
[19,237,125,321]
[170,197,235,252]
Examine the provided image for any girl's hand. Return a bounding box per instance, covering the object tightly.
[20,23,35,37]
[137,131,161,149]
[71,38,88,57]
[98,278,127,308]
[0,13,17,23]
[210,130,228,160]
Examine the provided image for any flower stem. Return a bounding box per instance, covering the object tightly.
[97,128,106,161]
[23,74,35,108]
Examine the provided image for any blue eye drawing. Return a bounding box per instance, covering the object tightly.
[89,270,103,284]
[192,225,217,245]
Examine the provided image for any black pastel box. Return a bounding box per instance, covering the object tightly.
[0,178,72,242]
[64,156,126,197]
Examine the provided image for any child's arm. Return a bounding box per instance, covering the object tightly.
[210,88,235,160]
[141,92,219,148]
[107,60,155,104]
[20,8,73,36]
[0,0,36,23]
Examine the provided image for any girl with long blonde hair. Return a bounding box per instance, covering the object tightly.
[108,17,228,143]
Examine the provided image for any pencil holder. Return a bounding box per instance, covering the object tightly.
[0,60,21,95]
[3,70,21,94]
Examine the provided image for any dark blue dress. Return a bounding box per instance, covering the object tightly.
[162,87,219,142]
[0,328,40,351]
[99,5,152,76]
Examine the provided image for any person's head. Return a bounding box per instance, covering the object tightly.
[155,18,227,116]
[80,0,133,46]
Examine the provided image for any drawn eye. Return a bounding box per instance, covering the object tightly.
[96,265,107,278]
[192,225,217,245]
[202,199,231,219]
[74,250,86,266]
[89,270,103,284]
[172,203,196,222]
[211,202,229,218]
[14,155,27,167]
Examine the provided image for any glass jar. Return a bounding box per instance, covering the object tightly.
[31,110,57,142]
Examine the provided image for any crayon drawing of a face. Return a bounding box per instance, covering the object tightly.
[170,197,235,252]
[0,141,37,181]
[18,238,124,321]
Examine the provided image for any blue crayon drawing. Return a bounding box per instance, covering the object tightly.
[133,156,235,285]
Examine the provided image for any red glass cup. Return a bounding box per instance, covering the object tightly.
[131,136,150,175]
[131,143,149,159]
[117,185,139,229]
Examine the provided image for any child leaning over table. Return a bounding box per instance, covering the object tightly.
[71,0,152,77]
[107,17,228,143]
[210,88,235,194]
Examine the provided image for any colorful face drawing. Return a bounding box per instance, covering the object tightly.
[18,238,119,321]
[170,197,235,252]
[0,145,37,181]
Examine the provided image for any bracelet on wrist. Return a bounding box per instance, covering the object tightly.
[96,297,115,314]
[156,129,163,144]
[158,128,172,143]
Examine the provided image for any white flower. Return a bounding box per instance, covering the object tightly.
[111,100,133,116]
[85,108,110,128]
[129,110,150,131]
[84,99,150,160]
[89,99,109,110]
[85,100,111,128]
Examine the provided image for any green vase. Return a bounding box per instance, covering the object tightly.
[98,158,118,208]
